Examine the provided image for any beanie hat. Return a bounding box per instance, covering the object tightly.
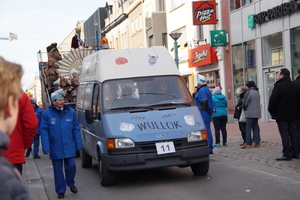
[30,98,36,103]
[212,86,221,94]
[246,81,256,88]
[51,89,64,100]
[197,74,206,85]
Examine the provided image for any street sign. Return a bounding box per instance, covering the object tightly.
[210,30,227,47]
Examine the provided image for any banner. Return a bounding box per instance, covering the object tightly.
[193,1,217,25]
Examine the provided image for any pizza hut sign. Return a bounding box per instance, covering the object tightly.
[193,1,217,25]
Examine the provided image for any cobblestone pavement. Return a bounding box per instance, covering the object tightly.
[213,136,300,173]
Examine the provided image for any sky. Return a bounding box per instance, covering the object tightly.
[0,0,107,90]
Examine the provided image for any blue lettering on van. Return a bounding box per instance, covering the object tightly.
[161,113,176,118]
[136,121,182,131]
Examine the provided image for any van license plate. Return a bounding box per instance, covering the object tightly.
[155,142,175,155]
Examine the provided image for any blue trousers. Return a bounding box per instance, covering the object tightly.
[52,157,76,194]
[27,134,40,156]
[245,118,260,145]
[205,122,213,153]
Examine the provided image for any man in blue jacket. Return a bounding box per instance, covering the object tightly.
[194,74,215,154]
[41,89,82,199]
[26,98,43,158]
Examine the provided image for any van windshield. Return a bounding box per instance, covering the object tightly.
[102,75,195,112]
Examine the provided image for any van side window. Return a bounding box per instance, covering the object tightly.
[92,84,100,117]
[83,84,93,110]
[77,84,85,109]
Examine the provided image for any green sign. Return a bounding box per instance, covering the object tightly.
[210,30,227,47]
[248,14,255,28]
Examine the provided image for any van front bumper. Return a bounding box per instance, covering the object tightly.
[101,145,209,171]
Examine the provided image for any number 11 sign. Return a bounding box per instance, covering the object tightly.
[155,142,176,155]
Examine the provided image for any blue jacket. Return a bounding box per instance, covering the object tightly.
[41,105,82,159]
[212,91,227,117]
[194,85,215,122]
[34,105,43,135]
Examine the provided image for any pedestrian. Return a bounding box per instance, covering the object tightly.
[0,56,33,200]
[241,81,261,148]
[268,68,300,161]
[194,74,215,154]
[26,98,43,159]
[2,92,38,174]
[41,89,82,199]
[212,86,228,147]
[233,86,248,146]
[292,68,300,155]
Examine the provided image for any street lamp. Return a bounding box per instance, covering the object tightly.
[169,32,182,68]
[93,21,100,50]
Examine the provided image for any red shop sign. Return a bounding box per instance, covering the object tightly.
[193,1,217,25]
[188,44,218,68]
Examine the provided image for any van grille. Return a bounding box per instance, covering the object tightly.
[108,139,208,155]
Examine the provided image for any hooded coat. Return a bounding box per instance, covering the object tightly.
[212,91,227,117]
[41,105,82,159]
[2,92,38,164]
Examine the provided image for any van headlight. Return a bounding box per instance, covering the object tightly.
[107,138,135,149]
[187,131,203,142]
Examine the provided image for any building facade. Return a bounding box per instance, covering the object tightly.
[230,0,300,121]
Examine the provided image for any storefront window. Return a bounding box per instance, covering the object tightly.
[262,32,283,67]
[232,40,256,104]
[291,27,300,79]
[245,40,257,83]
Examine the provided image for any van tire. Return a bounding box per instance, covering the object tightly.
[99,159,115,186]
[81,148,92,168]
[191,161,209,176]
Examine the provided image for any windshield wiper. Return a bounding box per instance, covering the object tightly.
[110,106,153,111]
[150,102,191,107]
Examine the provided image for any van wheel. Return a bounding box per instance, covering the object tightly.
[98,159,115,186]
[81,148,92,168]
[191,161,209,176]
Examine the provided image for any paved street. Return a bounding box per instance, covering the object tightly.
[23,121,300,199]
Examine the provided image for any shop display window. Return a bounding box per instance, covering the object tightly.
[291,27,300,79]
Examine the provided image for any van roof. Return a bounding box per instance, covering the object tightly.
[80,46,180,82]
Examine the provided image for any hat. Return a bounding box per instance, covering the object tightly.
[197,74,206,85]
[46,43,58,52]
[30,98,36,103]
[70,69,79,76]
[51,89,64,100]
[246,81,256,88]
[212,86,221,94]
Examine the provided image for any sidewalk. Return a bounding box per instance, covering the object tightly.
[224,121,280,142]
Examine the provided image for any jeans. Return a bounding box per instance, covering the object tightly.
[276,120,299,157]
[212,115,228,145]
[245,118,260,145]
[294,119,300,154]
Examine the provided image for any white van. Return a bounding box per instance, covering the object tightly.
[76,46,209,186]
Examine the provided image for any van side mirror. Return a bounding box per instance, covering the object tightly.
[200,99,208,111]
[85,109,94,124]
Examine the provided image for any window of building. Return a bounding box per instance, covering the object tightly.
[162,33,167,48]
[121,33,127,49]
[291,26,300,79]
[158,0,165,11]
[139,14,143,31]
[230,0,253,11]
[232,40,256,104]
[149,35,154,47]
[170,0,184,11]
[262,32,283,67]
[131,20,135,35]
[135,17,139,32]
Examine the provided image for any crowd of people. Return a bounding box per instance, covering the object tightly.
[194,69,300,161]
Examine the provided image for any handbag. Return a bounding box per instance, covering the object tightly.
[239,109,246,122]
